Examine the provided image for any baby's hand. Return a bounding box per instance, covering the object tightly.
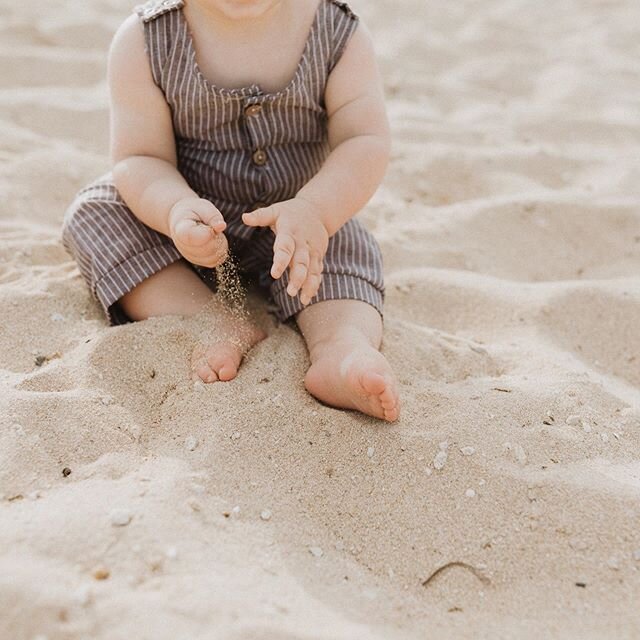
[169,197,228,268]
[242,198,329,305]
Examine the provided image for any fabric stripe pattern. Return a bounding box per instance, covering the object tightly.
[61,0,385,325]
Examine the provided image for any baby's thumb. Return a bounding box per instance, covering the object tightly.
[173,217,213,247]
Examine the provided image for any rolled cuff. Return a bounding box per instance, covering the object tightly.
[270,272,384,322]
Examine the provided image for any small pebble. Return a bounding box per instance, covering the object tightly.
[109,509,133,527]
[513,444,527,465]
[165,546,178,560]
[433,450,448,470]
[367,447,375,459]
[260,509,272,521]
[11,422,26,436]
[100,397,112,406]
[51,313,65,322]
[231,432,241,441]
[92,565,110,580]
[569,538,588,551]
[566,415,581,426]
[582,422,592,433]
[600,433,609,443]
[231,505,241,517]
[185,436,199,451]
[465,488,476,498]
[62,467,72,478]
[607,556,620,570]
[438,441,449,451]
[309,546,324,558]
[187,498,202,512]
[460,446,475,456]
[34,355,47,367]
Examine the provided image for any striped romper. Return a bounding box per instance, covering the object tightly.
[61,0,385,326]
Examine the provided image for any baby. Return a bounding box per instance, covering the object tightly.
[62,0,400,421]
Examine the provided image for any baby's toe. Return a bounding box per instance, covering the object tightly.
[204,344,242,382]
[217,362,238,381]
[194,361,218,383]
[359,371,387,397]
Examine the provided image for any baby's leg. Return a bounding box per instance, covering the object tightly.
[62,175,263,382]
[297,300,400,422]
[120,260,265,382]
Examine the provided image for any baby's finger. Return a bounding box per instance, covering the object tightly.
[309,252,323,278]
[299,254,323,304]
[299,272,322,306]
[194,203,226,233]
[242,207,278,229]
[286,248,310,297]
[271,233,295,279]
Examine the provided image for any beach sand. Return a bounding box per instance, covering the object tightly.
[1,0,640,638]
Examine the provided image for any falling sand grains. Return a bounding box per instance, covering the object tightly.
[188,254,262,361]
[215,257,248,312]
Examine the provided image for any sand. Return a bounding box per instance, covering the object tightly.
[1,0,640,638]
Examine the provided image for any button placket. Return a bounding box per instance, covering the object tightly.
[243,97,268,168]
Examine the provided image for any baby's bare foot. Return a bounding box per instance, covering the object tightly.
[189,307,265,383]
[304,345,400,422]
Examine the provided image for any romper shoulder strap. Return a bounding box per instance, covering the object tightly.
[133,0,185,89]
[325,0,360,73]
[134,0,184,23]
[328,0,358,20]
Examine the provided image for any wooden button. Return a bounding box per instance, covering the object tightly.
[252,149,268,166]
[244,104,263,117]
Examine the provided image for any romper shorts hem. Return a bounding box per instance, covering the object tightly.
[270,273,384,323]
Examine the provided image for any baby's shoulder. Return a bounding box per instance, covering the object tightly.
[134,0,184,23]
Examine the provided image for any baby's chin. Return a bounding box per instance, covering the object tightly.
[200,0,284,20]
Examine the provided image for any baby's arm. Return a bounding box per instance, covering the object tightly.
[296,22,391,236]
[108,16,227,268]
[242,23,390,303]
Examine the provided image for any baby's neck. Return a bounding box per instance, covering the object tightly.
[189,0,288,31]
